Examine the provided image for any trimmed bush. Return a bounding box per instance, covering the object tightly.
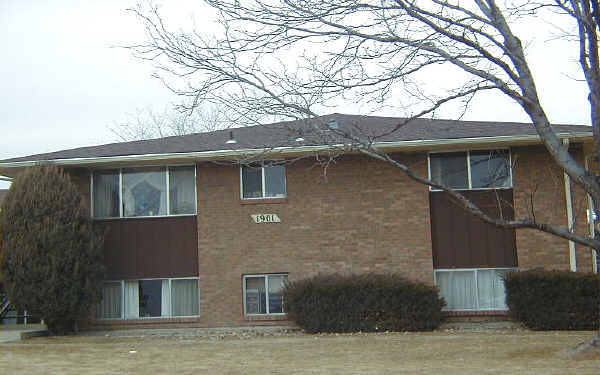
[504,269,599,330]
[283,273,445,333]
[0,214,4,292]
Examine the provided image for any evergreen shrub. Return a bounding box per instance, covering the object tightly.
[0,165,105,334]
[0,214,4,292]
[283,273,445,333]
[504,269,599,330]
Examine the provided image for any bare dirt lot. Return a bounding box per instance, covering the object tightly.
[1,329,599,375]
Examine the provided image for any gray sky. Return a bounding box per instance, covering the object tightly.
[0,1,592,189]
[0,1,181,188]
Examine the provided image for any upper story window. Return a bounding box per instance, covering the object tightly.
[92,166,196,219]
[122,167,167,217]
[429,149,511,190]
[241,162,286,199]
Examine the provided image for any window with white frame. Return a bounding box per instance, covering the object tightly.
[435,268,514,311]
[243,274,287,315]
[429,150,511,190]
[92,166,196,218]
[241,162,286,199]
[96,278,199,319]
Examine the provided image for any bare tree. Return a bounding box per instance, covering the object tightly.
[127,0,600,347]
[109,105,230,141]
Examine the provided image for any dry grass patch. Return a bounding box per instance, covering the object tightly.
[0,330,599,375]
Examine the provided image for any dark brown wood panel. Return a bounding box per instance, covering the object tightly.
[97,216,198,280]
[430,190,517,269]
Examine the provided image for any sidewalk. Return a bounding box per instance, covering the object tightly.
[0,324,47,343]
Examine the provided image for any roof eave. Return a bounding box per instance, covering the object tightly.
[0,132,592,171]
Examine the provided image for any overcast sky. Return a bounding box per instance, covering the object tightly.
[0,1,592,189]
[0,1,176,188]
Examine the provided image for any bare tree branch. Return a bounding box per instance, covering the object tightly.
[125,0,600,252]
[109,105,229,141]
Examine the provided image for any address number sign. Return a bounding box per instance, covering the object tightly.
[251,214,281,224]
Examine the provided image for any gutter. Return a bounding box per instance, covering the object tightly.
[0,131,593,169]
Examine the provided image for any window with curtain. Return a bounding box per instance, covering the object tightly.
[169,166,196,214]
[241,162,286,199]
[97,278,199,319]
[244,274,287,315]
[96,282,121,319]
[171,279,199,316]
[435,269,513,311]
[124,280,139,319]
[92,166,196,218]
[93,170,119,218]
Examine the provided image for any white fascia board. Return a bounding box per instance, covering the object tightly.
[0,131,592,169]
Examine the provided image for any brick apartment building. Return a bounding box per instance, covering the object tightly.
[0,114,597,328]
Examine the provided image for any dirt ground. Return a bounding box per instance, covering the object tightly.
[0,329,599,375]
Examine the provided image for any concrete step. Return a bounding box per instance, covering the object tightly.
[0,324,48,343]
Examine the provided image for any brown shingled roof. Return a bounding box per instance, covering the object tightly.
[0,114,592,163]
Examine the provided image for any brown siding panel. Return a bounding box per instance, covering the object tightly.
[431,190,517,269]
[97,216,198,280]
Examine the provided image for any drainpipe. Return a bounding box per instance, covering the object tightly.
[585,154,598,273]
[563,139,577,271]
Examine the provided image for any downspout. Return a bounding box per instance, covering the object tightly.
[563,139,577,271]
[585,154,598,273]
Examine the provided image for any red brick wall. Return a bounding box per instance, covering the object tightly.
[512,146,594,272]
[76,144,597,329]
[195,154,433,326]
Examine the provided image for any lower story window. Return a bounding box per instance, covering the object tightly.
[435,268,514,311]
[243,274,287,315]
[97,278,199,319]
[98,281,122,319]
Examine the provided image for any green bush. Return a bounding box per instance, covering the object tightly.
[504,269,599,330]
[0,165,105,334]
[283,273,445,333]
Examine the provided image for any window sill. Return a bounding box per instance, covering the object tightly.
[240,198,288,205]
[443,310,509,316]
[91,316,201,325]
[92,214,197,221]
[429,187,513,192]
[245,314,288,321]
